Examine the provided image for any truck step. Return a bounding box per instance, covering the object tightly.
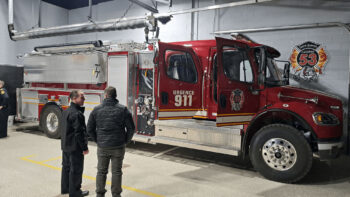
[132,134,240,156]
[155,119,242,134]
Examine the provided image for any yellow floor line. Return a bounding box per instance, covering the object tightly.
[20,155,164,197]
[21,155,61,171]
[40,156,62,163]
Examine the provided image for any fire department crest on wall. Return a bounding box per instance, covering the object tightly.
[289,41,328,81]
[230,89,244,111]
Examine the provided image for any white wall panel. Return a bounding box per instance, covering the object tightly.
[0,0,16,65]
[1,0,350,148]
[14,1,68,64]
[67,0,192,43]
[0,0,68,65]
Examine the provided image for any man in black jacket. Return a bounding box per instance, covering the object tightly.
[0,80,9,138]
[87,86,135,197]
[61,90,89,197]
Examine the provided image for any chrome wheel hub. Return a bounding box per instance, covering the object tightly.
[46,112,58,133]
[262,138,297,171]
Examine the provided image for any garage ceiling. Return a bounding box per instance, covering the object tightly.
[42,0,114,10]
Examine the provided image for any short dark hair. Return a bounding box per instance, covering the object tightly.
[69,90,81,100]
[104,86,117,98]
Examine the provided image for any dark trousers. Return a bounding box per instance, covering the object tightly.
[61,151,84,197]
[96,146,125,197]
[0,109,8,138]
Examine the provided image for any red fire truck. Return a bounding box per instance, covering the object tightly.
[17,37,343,183]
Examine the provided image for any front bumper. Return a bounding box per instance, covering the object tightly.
[316,141,343,160]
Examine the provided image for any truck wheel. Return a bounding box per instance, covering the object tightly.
[249,124,312,183]
[41,105,62,139]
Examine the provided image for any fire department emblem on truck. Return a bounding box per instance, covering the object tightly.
[230,89,244,111]
[289,41,328,81]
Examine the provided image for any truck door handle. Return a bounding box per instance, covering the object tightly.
[219,94,226,108]
[249,86,261,95]
[161,92,168,105]
[93,64,100,78]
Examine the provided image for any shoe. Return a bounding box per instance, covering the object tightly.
[81,190,89,196]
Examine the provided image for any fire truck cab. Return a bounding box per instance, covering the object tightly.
[18,37,344,183]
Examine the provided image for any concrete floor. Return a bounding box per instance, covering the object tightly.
[1,123,350,197]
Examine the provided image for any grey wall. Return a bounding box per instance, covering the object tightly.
[0,0,68,65]
[1,0,350,146]
[4,0,349,67]
[13,0,68,58]
[65,0,350,148]
[0,0,16,64]
[65,1,350,41]
[66,0,193,43]
[65,0,350,98]
[199,0,350,99]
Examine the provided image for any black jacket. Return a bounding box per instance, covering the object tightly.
[87,98,135,148]
[0,88,9,109]
[61,102,88,152]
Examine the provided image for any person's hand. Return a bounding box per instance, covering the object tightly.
[83,150,89,155]
[0,106,3,110]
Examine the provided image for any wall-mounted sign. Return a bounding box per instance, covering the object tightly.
[289,41,328,81]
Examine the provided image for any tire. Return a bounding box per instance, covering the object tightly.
[40,105,63,139]
[249,124,313,183]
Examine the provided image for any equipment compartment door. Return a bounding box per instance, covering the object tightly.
[20,89,39,120]
[157,42,203,120]
[215,37,259,126]
[107,55,129,106]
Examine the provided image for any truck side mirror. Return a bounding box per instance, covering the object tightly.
[283,63,290,78]
[258,73,265,86]
[283,62,290,85]
[257,47,266,86]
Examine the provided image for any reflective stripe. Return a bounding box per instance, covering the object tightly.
[22,97,39,100]
[158,111,198,118]
[216,115,254,124]
[194,110,207,116]
[193,116,208,119]
[84,101,100,105]
[23,102,39,105]
[217,122,249,127]
[158,109,207,118]
[159,108,203,111]
[159,116,193,120]
[217,113,255,117]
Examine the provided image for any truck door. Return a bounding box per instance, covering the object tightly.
[215,37,259,126]
[157,42,202,120]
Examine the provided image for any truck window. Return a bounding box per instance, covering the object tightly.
[221,49,253,83]
[165,50,197,83]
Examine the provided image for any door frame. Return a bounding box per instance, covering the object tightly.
[156,42,204,120]
[215,37,259,126]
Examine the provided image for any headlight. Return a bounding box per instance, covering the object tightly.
[312,112,339,126]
